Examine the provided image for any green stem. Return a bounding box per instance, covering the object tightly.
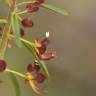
[0,19,8,24]
[5,68,26,78]
[8,34,35,46]
[16,10,28,15]
[0,0,17,59]
[16,1,35,6]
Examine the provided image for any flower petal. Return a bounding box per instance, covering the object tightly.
[39,51,57,60]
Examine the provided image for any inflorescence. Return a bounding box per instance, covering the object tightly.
[0,0,67,95]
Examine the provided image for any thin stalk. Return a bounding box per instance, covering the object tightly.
[16,1,35,6]
[5,68,26,78]
[8,34,35,46]
[16,10,28,15]
[0,19,8,24]
[0,0,17,59]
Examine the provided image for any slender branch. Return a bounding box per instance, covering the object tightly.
[16,1,35,6]
[0,0,17,59]
[5,68,26,78]
[16,10,28,15]
[8,34,35,46]
[0,19,8,24]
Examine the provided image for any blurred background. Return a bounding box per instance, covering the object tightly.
[0,0,96,96]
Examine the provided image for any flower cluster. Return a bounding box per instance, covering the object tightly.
[35,32,57,60]
[26,0,45,13]
[0,4,56,91]
[25,60,47,94]
[0,0,67,95]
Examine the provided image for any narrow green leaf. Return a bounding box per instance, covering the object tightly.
[41,4,68,15]
[9,73,21,96]
[39,60,50,78]
[22,42,50,79]
[11,14,22,47]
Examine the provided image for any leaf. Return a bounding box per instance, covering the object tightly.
[9,73,21,96]
[11,14,22,47]
[41,4,68,15]
[22,41,50,79]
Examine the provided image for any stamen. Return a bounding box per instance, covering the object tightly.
[46,32,49,38]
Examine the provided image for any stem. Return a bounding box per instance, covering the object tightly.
[16,1,35,6]
[28,80,40,94]
[5,68,26,78]
[16,10,28,15]
[0,19,8,24]
[0,0,17,59]
[8,34,35,46]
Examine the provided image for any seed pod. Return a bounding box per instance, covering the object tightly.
[21,18,34,28]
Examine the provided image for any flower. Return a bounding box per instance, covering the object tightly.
[39,51,57,60]
[35,32,57,60]
[27,61,40,73]
[34,62,41,72]
[25,62,47,94]
[35,72,46,83]
[27,64,34,72]
[0,60,7,72]
[21,18,34,28]
[19,28,25,37]
[35,0,45,4]
[27,73,47,94]
[26,3,39,13]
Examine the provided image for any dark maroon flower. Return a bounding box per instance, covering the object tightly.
[34,63,40,72]
[38,44,47,54]
[35,73,46,83]
[35,32,56,60]
[10,28,25,37]
[26,3,39,13]
[39,38,50,54]
[0,60,7,72]
[41,38,50,45]
[20,28,25,37]
[39,51,57,60]
[27,64,34,72]
[21,18,34,28]
[36,0,45,4]
[37,32,50,54]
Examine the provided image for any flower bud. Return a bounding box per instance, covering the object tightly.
[0,60,7,72]
[26,4,39,13]
[22,18,34,28]
[36,0,45,4]
[35,73,46,83]
[27,64,34,72]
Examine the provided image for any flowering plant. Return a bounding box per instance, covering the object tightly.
[0,0,68,95]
